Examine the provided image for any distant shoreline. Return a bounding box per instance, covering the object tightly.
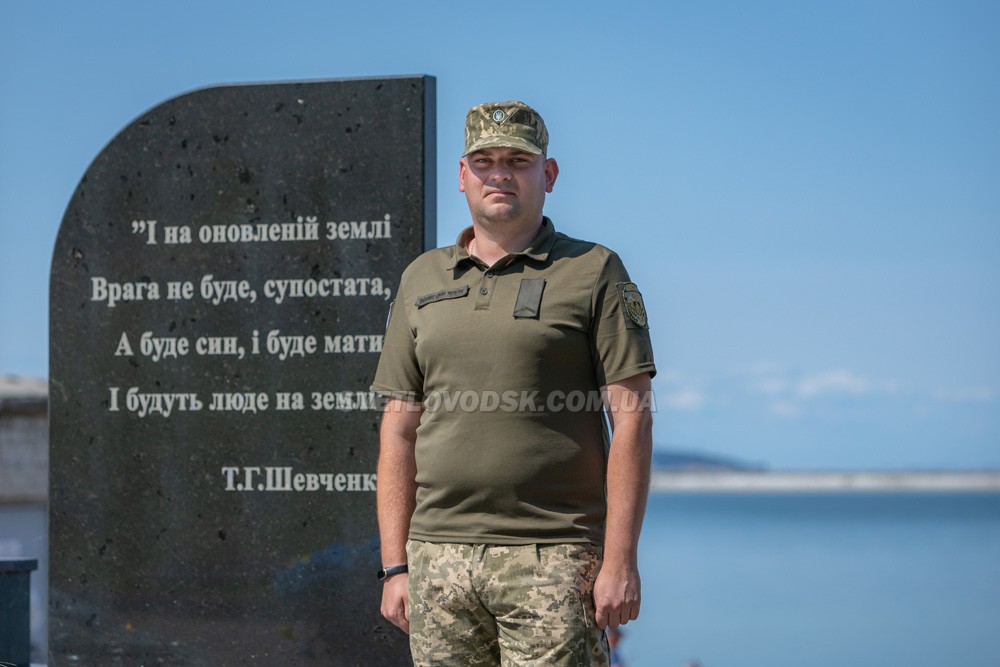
[650,471,1000,492]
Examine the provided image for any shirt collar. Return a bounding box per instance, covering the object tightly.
[446,217,557,270]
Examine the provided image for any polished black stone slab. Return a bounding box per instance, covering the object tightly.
[49,76,435,665]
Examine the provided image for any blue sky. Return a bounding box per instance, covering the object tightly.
[1,0,997,469]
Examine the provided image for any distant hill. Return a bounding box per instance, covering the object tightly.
[650,448,763,472]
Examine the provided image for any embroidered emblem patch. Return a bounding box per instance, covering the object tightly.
[492,109,506,123]
[617,282,648,328]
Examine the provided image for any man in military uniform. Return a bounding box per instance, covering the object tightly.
[373,100,656,666]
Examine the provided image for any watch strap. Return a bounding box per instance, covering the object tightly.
[377,563,408,581]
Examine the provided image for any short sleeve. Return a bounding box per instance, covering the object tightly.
[590,252,657,386]
[371,291,425,401]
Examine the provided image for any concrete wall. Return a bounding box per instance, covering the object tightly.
[1,408,48,504]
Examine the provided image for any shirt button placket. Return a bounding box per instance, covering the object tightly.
[474,269,497,310]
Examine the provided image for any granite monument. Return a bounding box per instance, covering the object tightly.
[49,76,435,665]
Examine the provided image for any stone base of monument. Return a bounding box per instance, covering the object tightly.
[0,558,38,667]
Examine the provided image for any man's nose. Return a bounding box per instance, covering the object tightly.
[488,163,513,181]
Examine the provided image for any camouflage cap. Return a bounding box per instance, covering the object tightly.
[463,100,549,157]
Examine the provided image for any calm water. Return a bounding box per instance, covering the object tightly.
[5,495,999,665]
[625,492,1000,667]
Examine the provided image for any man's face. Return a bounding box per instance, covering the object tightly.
[459,147,558,227]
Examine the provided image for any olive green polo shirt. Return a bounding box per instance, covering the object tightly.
[372,218,656,545]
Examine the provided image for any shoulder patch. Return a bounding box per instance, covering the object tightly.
[617,282,648,328]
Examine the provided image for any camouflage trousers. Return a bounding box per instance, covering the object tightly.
[406,540,610,667]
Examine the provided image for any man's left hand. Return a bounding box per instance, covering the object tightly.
[593,561,641,629]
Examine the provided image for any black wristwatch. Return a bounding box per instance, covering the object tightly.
[377,564,408,581]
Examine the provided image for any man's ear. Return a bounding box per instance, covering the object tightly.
[544,158,559,193]
[458,158,467,193]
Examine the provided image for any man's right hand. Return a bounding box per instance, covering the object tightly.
[377,399,421,635]
[380,573,410,634]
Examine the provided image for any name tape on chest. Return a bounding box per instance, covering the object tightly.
[415,285,471,308]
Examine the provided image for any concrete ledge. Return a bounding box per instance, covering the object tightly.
[650,470,1000,492]
[0,558,38,573]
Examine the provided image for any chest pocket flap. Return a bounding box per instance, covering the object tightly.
[513,278,546,319]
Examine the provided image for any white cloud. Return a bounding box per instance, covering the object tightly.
[662,389,706,411]
[752,377,788,395]
[880,380,902,395]
[933,386,995,403]
[795,369,871,399]
[656,369,686,385]
[747,360,784,376]
[738,361,994,423]
[654,369,707,411]
[770,400,800,418]
[745,360,789,395]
